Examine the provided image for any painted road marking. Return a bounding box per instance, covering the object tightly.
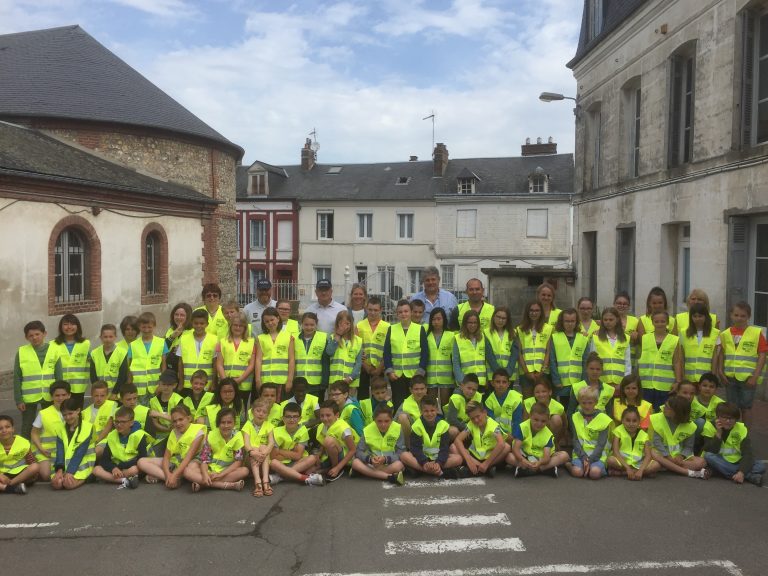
[383,494,497,507]
[382,478,486,489]
[385,513,510,529]
[0,523,60,529]
[384,537,526,555]
[304,558,743,575]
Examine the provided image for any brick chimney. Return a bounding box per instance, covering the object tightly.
[433,142,448,176]
[521,136,557,156]
[301,138,316,171]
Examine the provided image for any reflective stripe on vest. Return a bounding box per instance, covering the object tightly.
[552,332,588,386]
[82,400,117,441]
[180,333,218,388]
[258,331,292,384]
[294,331,327,386]
[638,333,679,391]
[484,390,523,435]
[592,334,629,385]
[389,323,423,377]
[182,392,215,422]
[410,418,449,460]
[571,381,614,411]
[18,344,58,403]
[467,417,500,460]
[221,338,255,391]
[0,436,32,474]
[458,302,495,333]
[456,335,486,387]
[329,335,362,386]
[105,428,147,464]
[273,425,309,464]
[720,327,761,380]
[241,420,274,447]
[357,319,390,367]
[167,423,206,467]
[571,411,613,463]
[649,413,695,458]
[681,330,718,382]
[90,345,128,388]
[484,328,511,376]
[519,419,554,460]
[516,326,551,374]
[613,425,648,468]
[206,429,245,473]
[446,391,482,424]
[57,421,96,480]
[427,331,455,386]
[719,421,747,464]
[363,421,402,458]
[130,337,165,396]
[51,341,91,394]
[36,406,64,462]
[360,399,393,426]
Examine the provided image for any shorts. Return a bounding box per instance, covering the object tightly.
[726,377,757,409]
[570,458,607,476]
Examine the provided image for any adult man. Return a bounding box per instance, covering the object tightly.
[305,279,347,334]
[243,278,277,337]
[449,278,495,332]
[410,266,458,320]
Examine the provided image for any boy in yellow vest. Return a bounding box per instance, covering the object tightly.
[0,415,39,495]
[401,396,462,477]
[89,323,128,400]
[718,301,767,426]
[454,401,513,476]
[512,402,569,478]
[649,395,708,479]
[702,402,765,486]
[315,399,358,482]
[177,309,218,394]
[394,375,428,447]
[82,380,117,458]
[267,403,324,487]
[129,312,168,404]
[119,384,151,433]
[91,406,149,489]
[566,386,613,480]
[445,374,482,439]
[350,404,405,485]
[30,380,70,481]
[383,299,429,410]
[358,296,390,401]
[359,377,393,426]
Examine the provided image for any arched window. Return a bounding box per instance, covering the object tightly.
[55,229,86,301]
[48,216,101,315]
[146,233,159,294]
[141,224,168,304]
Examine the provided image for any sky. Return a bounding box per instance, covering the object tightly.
[0,0,583,166]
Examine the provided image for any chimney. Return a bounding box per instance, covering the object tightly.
[433,142,449,176]
[409,155,418,162]
[301,138,316,171]
[521,136,557,156]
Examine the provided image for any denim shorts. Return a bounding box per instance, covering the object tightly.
[570,458,607,476]
[726,377,757,409]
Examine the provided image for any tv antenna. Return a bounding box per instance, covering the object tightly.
[309,128,320,153]
[423,111,435,154]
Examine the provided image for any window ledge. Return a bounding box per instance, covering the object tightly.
[49,299,102,315]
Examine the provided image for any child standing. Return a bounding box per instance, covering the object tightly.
[164,303,192,374]
[576,297,599,338]
[401,396,462,477]
[639,311,682,410]
[516,301,552,398]
[325,310,363,398]
[294,312,328,403]
[277,300,301,339]
[14,320,59,439]
[484,307,517,383]
[566,387,613,480]
[315,400,358,482]
[242,399,275,496]
[547,308,588,407]
[680,303,719,384]
[91,406,149,488]
[0,415,40,495]
[119,384,150,433]
[383,299,429,410]
[89,324,128,399]
[589,307,631,387]
[357,296,390,401]
[702,402,765,486]
[351,405,406,485]
[268,403,324,488]
[426,308,456,406]
[511,402,569,478]
[649,396,708,479]
[50,314,91,408]
[638,286,676,336]
[452,311,487,390]
[256,306,295,400]
[177,309,218,394]
[129,312,168,404]
[202,378,244,431]
[51,398,96,490]
[607,406,660,480]
[454,401,514,476]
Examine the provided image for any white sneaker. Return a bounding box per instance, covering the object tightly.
[117,478,129,490]
[305,473,325,487]
[268,473,283,485]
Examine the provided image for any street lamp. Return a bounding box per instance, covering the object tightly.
[539,92,580,117]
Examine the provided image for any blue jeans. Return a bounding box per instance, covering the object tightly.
[725,377,757,409]
[704,452,765,478]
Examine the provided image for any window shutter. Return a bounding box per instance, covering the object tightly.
[727,216,750,316]
[670,55,682,167]
[742,10,755,148]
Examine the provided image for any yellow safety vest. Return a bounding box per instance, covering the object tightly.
[571,381,614,411]
[294,332,327,387]
[445,391,482,424]
[362,421,402,458]
[399,395,423,421]
[89,345,128,391]
[164,326,190,352]
[455,335,486,387]
[133,404,150,431]
[258,331,292,385]
[571,411,613,463]
[273,425,309,464]
[580,319,599,338]
[82,399,117,441]
[680,330,718,382]
[329,335,362,387]
[551,332,588,387]
[720,326,762,382]
[717,421,748,464]
[638,333,679,392]
[523,396,565,416]
[591,334,629,385]
[388,323,424,377]
[426,330,455,387]
[360,399,393,426]
[220,338,255,391]
[166,423,206,467]
[467,416,501,460]
[130,337,166,397]
[280,394,319,424]
[613,425,648,468]
[640,314,675,334]
[623,315,639,337]
[241,420,274,447]
[519,419,554,460]
[457,301,495,332]
[51,340,91,394]
[0,435,32,475]
[282,319,301,339]
[649,412,695,458]
[610,399,653,427]
[484,390,523,436]
[545,308,562,326]
[195,305,229,341]
[516,325,551,375]
[56,421,96,480]
[182,392,215,422]
[35,405,64,462]
[691,395,723,423]
[17,344,58,403]
[104,428,148,464]
[206,429,245,473]
[357,319,390,368]
[180,332,218,388]
[675,312,717,335]
[204,403,242,431]
[484,328,512,379]
[410,418,449,461]
[149,393,183,438]
[316,418,359,461]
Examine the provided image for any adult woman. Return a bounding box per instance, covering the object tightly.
[165,302,193,373]
[536,282,561,327]
[347,284,368,325]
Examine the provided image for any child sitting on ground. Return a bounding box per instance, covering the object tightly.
[351,404,406,485]
[566,386,613,480]
[701,402,765,486]
[91,406,149,489]
[511,402,569,478]
[454,401,514,477]
[607,406,660,480]
[401,396,462,478]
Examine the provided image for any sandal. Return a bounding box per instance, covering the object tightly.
[191,482,201,493]
[262,481,273,496]
[252,482,264,497]
[226,480,245,492]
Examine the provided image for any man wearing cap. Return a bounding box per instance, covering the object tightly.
[305,279,347,334]
[244,278,277,337]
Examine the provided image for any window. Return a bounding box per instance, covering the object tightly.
[317,211,334,240]
[236,219,240,251]
[623,79,641,178]
[314,266,331,284]
[378,265,395,294]
[587,104,602,189]
[250,173,265,195]
[396,177,411,185]
[356,265,368,284]
[678,224,691,309]
[140,224,168,304]
[440,265,455,291]
[753,221,768,326]
[526,209,548,238]
[250,219,266,250]
[669,43,696,167]
[529,168,548,193]
[357,213,373,240]
[456,209,477,238]
[741,10,768,146]
[397,213,414,240]
[615,227,636,304]
[588,0,604,40]
[582,231,598,302]
[408,268,423,294]
[249,268,266,293]
[457,178,475,194]
[145,233,159,295]
[55,229,86,302]
[276,220,292,255]
[327,166,343,174]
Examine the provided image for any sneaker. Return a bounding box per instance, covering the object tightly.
[117,478,129,490]
[348,467,356,478]
[485,465,496,478]
[746,473,764,487]
[388,471,405,486]
[455,465,471,479]
[268,473,283,486]
[547,466,559,479]
[326,469,345,483]
[127,475,139,490]
[442,468,459,480]
[305,473,325,487]
[15,482,27,495]
[514,466,520,478]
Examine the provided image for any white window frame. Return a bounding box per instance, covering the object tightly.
[457,178,475,194]
[54,229,86,302]
[249,219,266,250]
[314,266,332,284]
[678,224,692,309]
[588,105,602,189]
[378,265,395,294]
[408,268,423,294]
[526,209,548,238]
[669,45,696,167]
[440,264,455,291]
[357,213,373,240]
[397,212,414,240]
[317,211,334,240]
[248,268,266,294]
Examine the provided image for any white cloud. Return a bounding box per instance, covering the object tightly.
[373,0,509,37]
[108,0,197,18]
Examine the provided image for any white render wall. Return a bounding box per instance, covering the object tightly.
[0,200,204,373]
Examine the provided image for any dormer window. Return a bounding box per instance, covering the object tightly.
[396,176,411,185]
[249,171,267,196]
[528,167,549,193]
[456,168,479,194]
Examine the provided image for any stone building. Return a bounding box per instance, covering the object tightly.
[0,25,243,375]
[568,0,768,325]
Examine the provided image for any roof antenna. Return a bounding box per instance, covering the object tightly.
[423,111,435,155]
[309,128,320,155]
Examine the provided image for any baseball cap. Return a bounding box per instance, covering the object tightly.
[159,369,178,384]
[256,278,272,290]
[316,279,332,290]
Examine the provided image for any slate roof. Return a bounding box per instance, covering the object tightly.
[567,0,647,69]
[0,121,219,204]
[0,25,243,158]
[236,153,574,201]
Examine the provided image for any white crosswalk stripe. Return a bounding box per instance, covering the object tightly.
[385,513,510,529]
[384,537,526,555]
[381,477,486,489]
[383,493,497,507]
